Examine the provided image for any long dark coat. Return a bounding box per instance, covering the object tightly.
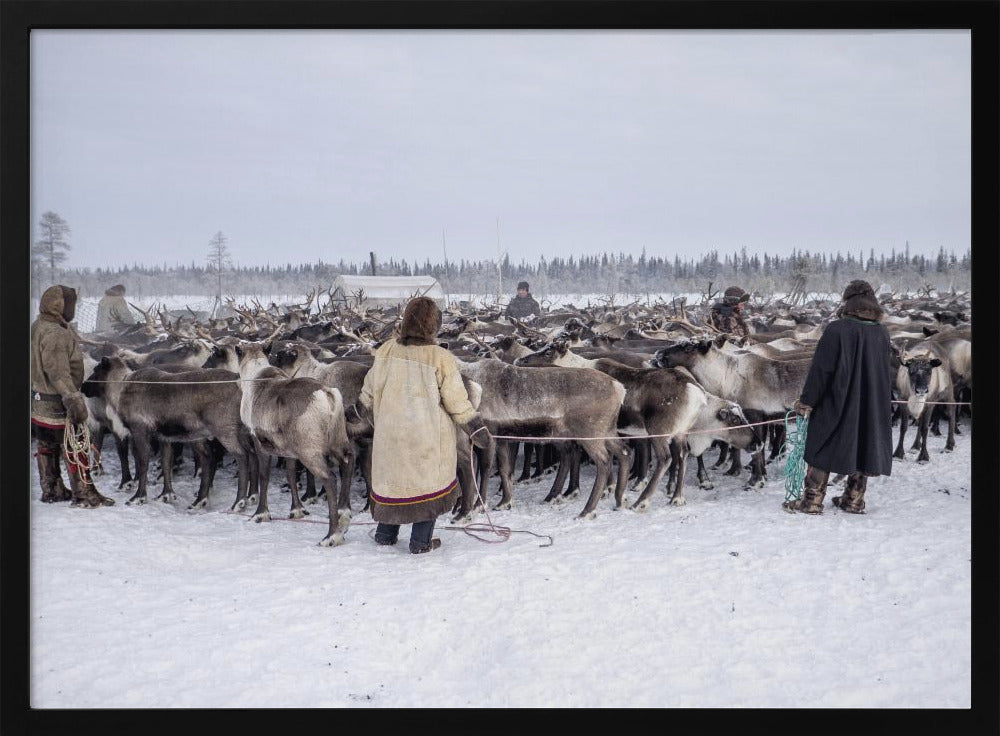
[800,316,894,476]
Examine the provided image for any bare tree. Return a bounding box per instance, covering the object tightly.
[206,230,232,317]
[33,211,71,286]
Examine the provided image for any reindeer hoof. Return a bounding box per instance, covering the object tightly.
[577,510,598,520]
[493,501,512,511]
[125,495,146,506]
[318,532,346,547]
[669,496,687,506]
[188,498,208,511]
[251,511,271,523]
[231,498,246,512]
[157,493,176,503]
[288,508,310,520]
[119,480,136,491]
[699,481,714,490]
[942,446,954,454]
[631,500,650,513]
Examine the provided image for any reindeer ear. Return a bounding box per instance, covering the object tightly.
[100,356,110,368]
[929,358,942,368]
[234,344,244,358]
[713,335,727,348]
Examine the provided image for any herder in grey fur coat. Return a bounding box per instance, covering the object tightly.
[783,280,894,515]
[358,296,490,553]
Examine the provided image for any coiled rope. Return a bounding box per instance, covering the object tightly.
[781,411,809,504]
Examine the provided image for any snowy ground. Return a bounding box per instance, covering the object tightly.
[29,421,971,708]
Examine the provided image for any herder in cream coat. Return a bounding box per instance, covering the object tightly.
[358,297,490,553]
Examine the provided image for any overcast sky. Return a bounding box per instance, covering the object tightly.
[31,30,970,270]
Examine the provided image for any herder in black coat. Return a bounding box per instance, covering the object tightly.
[505,281,542,320]
[783,279,894,515]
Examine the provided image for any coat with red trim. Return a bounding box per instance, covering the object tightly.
[30,285,84,425]
[359,338,477,524]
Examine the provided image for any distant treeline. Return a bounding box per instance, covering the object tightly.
[39,245,972,302]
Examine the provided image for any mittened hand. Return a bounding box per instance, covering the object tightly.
[793,399,812,418]
[63,392,89,425]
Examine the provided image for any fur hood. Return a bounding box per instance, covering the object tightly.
[104,284,126,297]
[838,280,884,322]
[39,284,77,325]
[398,296,441,347]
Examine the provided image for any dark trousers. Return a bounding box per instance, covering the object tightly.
[375,520,435,548]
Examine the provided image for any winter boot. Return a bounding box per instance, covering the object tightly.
[37,449,64,503]
[832,473,867,514]
[782,467,828,514]
[69,467,115,508]
[410,538,442,555]
[52,451,74,501]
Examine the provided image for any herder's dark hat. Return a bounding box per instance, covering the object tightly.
[723,286,750,303]
[517,281,530,291]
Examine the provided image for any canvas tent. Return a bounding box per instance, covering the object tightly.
[330,275,446,309]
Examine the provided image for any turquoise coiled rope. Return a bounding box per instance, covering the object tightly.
[782,411,809,504]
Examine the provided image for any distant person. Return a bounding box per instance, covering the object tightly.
[505,281,541,320]
[783,279,894,515]
[95,284,137,333]
[358,296,491,554]
[31,285,115,507]
[708,285,751,337]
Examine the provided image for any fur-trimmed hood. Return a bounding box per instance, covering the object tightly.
[39,284,77,325]
[398,296,441,347]
[104,284,126,297]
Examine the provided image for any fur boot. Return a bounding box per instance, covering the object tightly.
[69,466,115,508]
[832,473,867,514]
[782,466,828,514]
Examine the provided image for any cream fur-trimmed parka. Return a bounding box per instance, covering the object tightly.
[358,298,477,524]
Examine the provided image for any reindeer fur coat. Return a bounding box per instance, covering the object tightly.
[30,285,84,425]
[359,300,478,524]
[95,284,136,333]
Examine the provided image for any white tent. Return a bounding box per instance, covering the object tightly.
[330,275,446,309]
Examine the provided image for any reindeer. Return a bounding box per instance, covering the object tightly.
[651,335,812,489]
[235,342,355,547]
[82,356,257,510]
[892,341,956,463]
[515,344,760,508]
[456,358,630,519]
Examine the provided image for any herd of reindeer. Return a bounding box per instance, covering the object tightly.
[68,285,972,546]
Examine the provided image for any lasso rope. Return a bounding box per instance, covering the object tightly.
[62,421,97,478]
[782,411,809,504]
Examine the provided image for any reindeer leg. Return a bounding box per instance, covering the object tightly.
[725,447,742,476]
[315,466,347,547]
[631,438,670,513]
[301,465,319,504]
[542,445,571,503]
[251,440,272,522]
[713,441,730,468]
[517,442,534,482]
[696,454,713,490]
[563,443,581,499]
[744,448,766,489]
[116,434,134,490]
[286,458,309,519]
[893,407,908,460]
[668,439,689,506]
[944,403,956,452]
[156,441,177,503]
[361,441,374,512]
[611,440,631,509]
[917,411,931,463]
[338,450,355,513]
[491,440,515,510]
[230,427,255,511]
[125,430,151,505]
[185,441,213,508]
[578,441,611,519]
